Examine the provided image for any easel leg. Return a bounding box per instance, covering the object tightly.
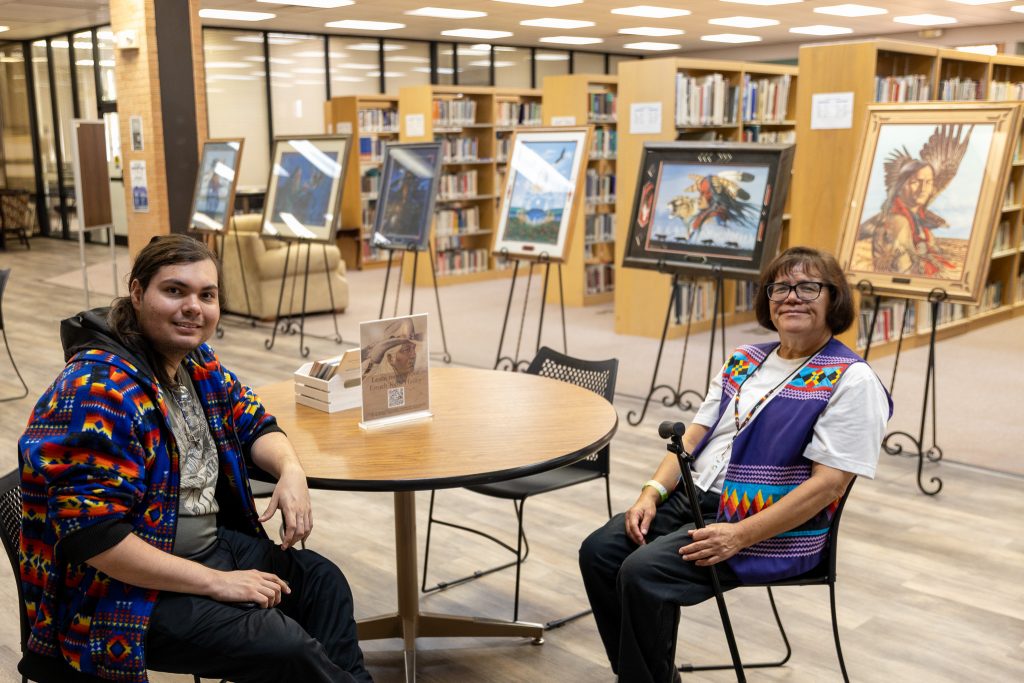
[232,217,255,324]
[409,250,419,316]
[536,259,551,356]
[297,242,312,358]
[215,232,225,339]
[380,250,394,320]
[511,263,535,372]
[627,273,682,427]
[265,241,292,351]
[322,244,343,344]
[494,260,520,370]
[427,245,452,364]
[557,263,567,354]
[674,279,704,412]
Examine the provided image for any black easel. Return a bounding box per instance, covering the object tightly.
[627,265,727,427]
[660,421,746,682]
[859,282,942,496]
[209,223,257,339]
[493,250,568,372]
[264,238,344,358]
[378,244,452,363]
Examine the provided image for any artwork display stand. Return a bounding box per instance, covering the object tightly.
[378,245,451,364]
[493,251,567,372]
[627,266,727,427]
[860,281,944,496]
[190,225,256,339]
[264,238,344,358]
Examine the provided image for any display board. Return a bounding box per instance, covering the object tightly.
[262,135,351,243]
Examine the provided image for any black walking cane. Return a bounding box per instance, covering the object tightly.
[658,421,746,682]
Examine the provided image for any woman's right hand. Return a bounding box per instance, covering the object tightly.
[624,490,660,545]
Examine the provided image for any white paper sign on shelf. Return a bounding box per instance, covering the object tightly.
[336,122,353,135]
[810,92,854,130]
[551,115,576,126]
[405,113,425,138]
[629,102,662,135]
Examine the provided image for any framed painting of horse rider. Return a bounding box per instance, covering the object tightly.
[837,103,1020,304]
[623,141,794,279]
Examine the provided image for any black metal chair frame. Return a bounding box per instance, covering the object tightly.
[678,480,856,682]
[0,470,203,683]
[0,190,33,250]
[0,268,29,402]
[420,346,618,627]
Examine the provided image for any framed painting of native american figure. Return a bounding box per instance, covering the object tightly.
[622,142,794,280]
[837,103,1021,304]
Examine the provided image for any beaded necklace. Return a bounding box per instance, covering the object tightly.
[732,339,830,435]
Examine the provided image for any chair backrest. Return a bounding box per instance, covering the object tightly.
[0,268,9,331]
[0,468,29,649]
[525,346,618,475]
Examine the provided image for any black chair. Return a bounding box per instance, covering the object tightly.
[0,470,202,683]
[0,190,33,250]
[0,269,29,403]
[421,346,618,626]
[678,480,857,682]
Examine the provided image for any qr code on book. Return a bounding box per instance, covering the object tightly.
[387,387,405,409]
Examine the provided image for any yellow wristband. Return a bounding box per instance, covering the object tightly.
[643,479,668,503]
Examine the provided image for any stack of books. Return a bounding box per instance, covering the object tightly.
[294,349,362,413]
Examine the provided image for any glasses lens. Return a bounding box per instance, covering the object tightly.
[795,282,822,300]
[767,284,788,301]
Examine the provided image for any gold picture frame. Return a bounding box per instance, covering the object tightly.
[837,102,1021,304]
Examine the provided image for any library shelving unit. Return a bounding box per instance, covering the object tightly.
[790,39,1024,357]
[616,57,798,338]
[396,84,542,287]
[542,73,618,306]
[324,94,400,270]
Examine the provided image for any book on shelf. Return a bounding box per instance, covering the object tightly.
[989,81,1024,101]
[939,77,981,101]
[676,73,738,127]
[994,219,1013,253]
[742,74,791,123]
[439,170,478,198]
[673,281,713,322]
[361,167,381,195]
[585,263,615,295]
[588,90,617,122]
[590,127,617,159]
[585,213,615,244]
[497,101,542,127]
[435,247,489,276]
[435,206,480,234]
[440,136,479,162]
[856,299,916,349]
[433,99,477,127]
[358,108,398,133]
[359,136,385,163]
[585,169,616,204]
[734,280,757,312]
[1004,180,1017,208]
[742,126,796,144]
[873,74,932,103]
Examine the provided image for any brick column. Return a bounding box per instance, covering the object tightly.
[109,0,208,256]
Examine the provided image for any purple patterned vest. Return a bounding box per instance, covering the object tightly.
[691,337,887,583]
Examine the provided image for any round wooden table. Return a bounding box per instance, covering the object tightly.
[258,366,618,682]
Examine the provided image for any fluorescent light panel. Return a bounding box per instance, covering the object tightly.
[948,0,1012,5]
[539,35,603,44]
[790,24,853,35]
[814,3,886,16]
[618,27,685,36]
[441,28,514,38]
[257,0,353,8]
[956,44,999,55]
[701,33,763,43]
[492,0,582,7]
[198,9,276,21]
[893,14,957,26]
[405,7,487,18]
[708,16,779,28]
[611,5,690,18]
[0,26,10,33]
[521,18,595,28]
[623,41,681,50]
[325,20,405,30]
[718,0,802,5]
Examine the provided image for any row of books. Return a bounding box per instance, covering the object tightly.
[873,74,931,103]
[734,281,757,312]
[438,170,478,199]
[589,90,617,122]
[440,136,479,162]
[361,168,381,195]
[990,80,1024,101]
[358,108,399,133]
[436,206,480,235]
[1004,180,1018,207]
[359,137,386,163]
[436,234,486,253]
[591,127,617,159]
[585,213,615,244]
[434,99,477,128]
[938,77,982,101]
[361,240,388,264]
[585,263,615,295]
[585,169,616,204]
[970,281,1004,313]
[497,101,542,127]
[676,73,739,127]
[674,281,713,322]
[496,137,511,163]
[993,219,1014,253]
[742,126,795,144]
[434,247,489,276]
[855,299,916,349]
[741,74,791,123]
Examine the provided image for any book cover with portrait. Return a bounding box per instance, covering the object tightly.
[359,313,431,427]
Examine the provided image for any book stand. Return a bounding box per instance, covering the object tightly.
[493,250,567,372]
[377,244,452,364]
[627,264,727,427]
[263,237,344,358]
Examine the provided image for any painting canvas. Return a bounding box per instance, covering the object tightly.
[494,128,590,262]
[623,142,794,279]
[838,103,1020,303]
[262,135,351,243]
[189,139,243,233]
[371,142,443,251]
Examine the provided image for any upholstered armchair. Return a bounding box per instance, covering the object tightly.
[220,214,349,320]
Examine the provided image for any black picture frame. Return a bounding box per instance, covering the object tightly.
[371,142,443,251]
[623,142,794,280]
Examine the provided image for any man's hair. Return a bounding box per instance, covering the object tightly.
[108,234,221,386]
[754,246,855,335]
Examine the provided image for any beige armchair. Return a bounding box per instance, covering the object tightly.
[220,214,349,320]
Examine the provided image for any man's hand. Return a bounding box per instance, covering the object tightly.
[258,462,313,550]
[624,489,660,545]
[208,569,291,608]
[679,523,747,566]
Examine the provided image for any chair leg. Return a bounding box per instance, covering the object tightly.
[0,328,29,403]
[604,474,613,519]
[420,490,438,593]
[512,499,525,622]
[830,583,850,683]
[680,586,791,673]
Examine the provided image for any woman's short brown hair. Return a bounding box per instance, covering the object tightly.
[754,246,854,335]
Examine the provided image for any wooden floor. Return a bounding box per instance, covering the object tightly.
[0,239,1021,682]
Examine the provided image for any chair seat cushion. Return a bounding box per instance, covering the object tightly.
[466,467,604,500]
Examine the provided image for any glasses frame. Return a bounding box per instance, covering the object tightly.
[766,280,833,302]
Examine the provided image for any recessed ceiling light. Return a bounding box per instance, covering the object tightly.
[814,3,886,16]
[257,0,353,8]
[893,14,957,26]
[333,62,377,69]
[956,44,999,54]
[325,20,405,30]
[708,16,779,28]
[1009,1,1024,8]
[789,24,854,35]
[701,33,763,43]
[521,18,596,28]
[948,0,1012,5]
[333,75,366,82]
[0,26,9,33]
[618,26,685,36]
[206,61,251,69]
[492,0,582,7]
[611,5,691,18]
[349,42,404,51]
[539,35,603,45]
[441,28,514,39]
[388,56,431,62]
[235,35,298,45]
[405,7,487,18]
[623,41,681,50]
[198,9,276,21]
[535,52,570,60]
[719,0,802,5]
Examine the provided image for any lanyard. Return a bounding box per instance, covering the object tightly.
[731,340,829,436]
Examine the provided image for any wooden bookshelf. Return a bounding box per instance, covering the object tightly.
[324,94,399,270]
[791,39,1024,358]
[396,85,542,286]
[542,73,618,306]
[615,57,798,338]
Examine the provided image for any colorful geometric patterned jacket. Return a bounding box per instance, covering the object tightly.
[690,337,891,583]
[19,310,277,682]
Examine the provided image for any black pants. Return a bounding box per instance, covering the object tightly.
[579,488,736,683]
[146,527,372,683]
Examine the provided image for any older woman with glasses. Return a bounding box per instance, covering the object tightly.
[579,246,891,683]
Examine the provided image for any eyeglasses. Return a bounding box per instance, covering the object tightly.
[765,281,832,302]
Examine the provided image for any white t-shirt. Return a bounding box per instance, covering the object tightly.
[690,350,890,494]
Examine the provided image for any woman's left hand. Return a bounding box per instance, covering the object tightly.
[679,523,747,567]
